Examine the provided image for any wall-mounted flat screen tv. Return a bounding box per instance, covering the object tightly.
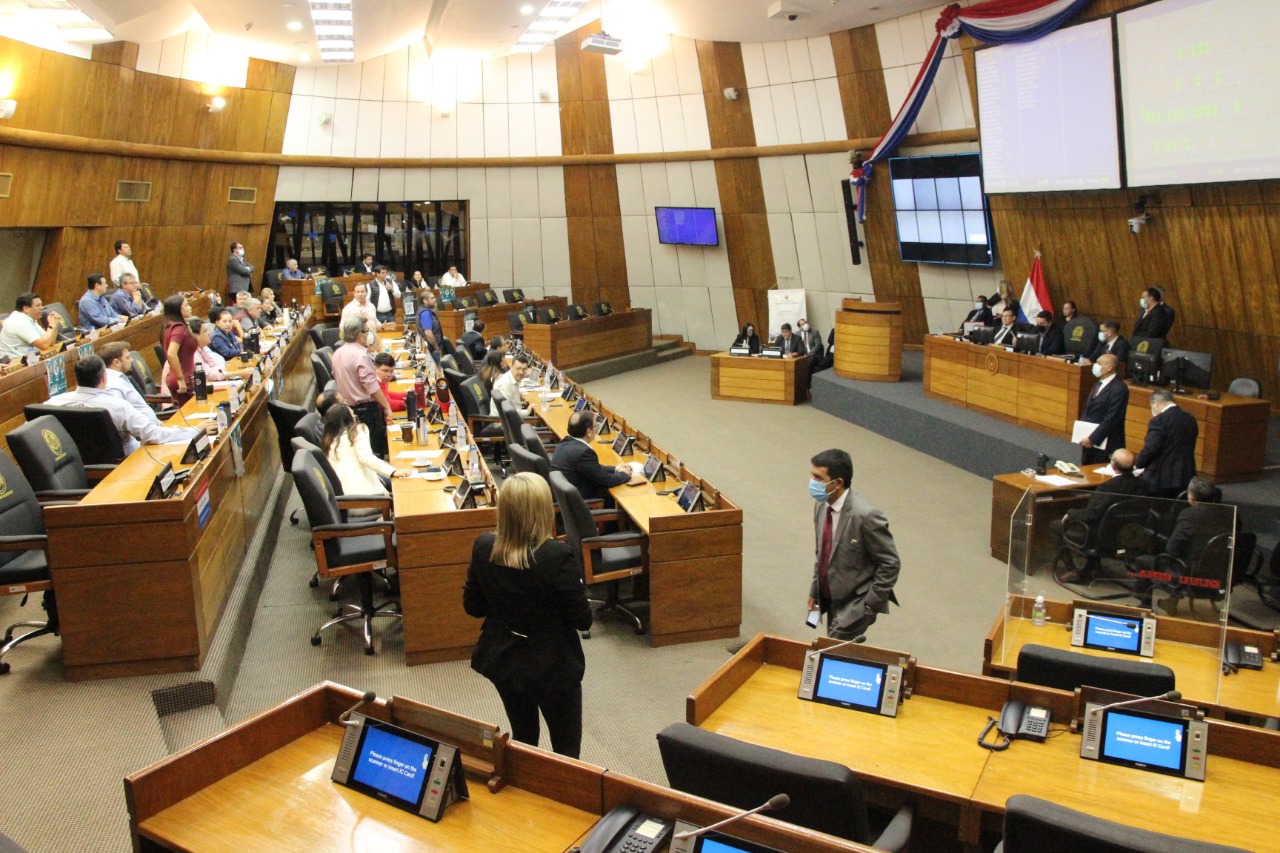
[655,207,719,247]
[889,153,995,266]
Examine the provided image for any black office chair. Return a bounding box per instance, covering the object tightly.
[496,397,553,452]
[1153,532,1239,615]
[657,723,913,852]
[454,376,505,465]
[569,303,590,321]
[995,795,1249,853]
[1226,377,1260,398]
[316,345,335,375]
[153,343,166,369]
[507,311,525,337]
[1056,498,1159,585]
[262,269,284,290]
[537,307,562,324]
[294,412,323,448]
[550,471,646,635]
[1063,318,1098,357]
[126,358,177,416]
[593,301,612,317]
[310,351,333,390]
[290,449,399,655]
[452,346,476,376]
[23,404,127,467]
[308,324,330,350]
[521,424,555,465]
[7,416,100,500]
[438,336,458,359]
[268,400,309,525]
[321,280,347,319]
[0,452,60,675]
[1016,644,1175,695]
[502,288,525,304]
[479,289,500,306]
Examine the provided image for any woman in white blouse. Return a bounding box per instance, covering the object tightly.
[320,403,408,495]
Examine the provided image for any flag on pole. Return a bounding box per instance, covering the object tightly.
[1018,251,1050,324]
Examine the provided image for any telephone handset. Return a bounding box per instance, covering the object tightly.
[573,805,673,853]
[1054,461,1082,476]
[979,700,1051,750]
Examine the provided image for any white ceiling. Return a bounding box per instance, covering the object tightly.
[8,0,945,62]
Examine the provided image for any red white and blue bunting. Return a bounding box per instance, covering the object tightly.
[850,0,1093,221]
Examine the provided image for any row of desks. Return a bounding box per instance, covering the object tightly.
[691,633,1280,851]
[522,308,654,370]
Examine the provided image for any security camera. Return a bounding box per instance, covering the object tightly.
[1128,214,1148,234]
[787,13,799,21]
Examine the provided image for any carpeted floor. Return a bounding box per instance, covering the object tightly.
[0,354,1172,851]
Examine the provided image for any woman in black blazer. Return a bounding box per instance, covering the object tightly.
[464,473,594,757]
[732,322,761,354]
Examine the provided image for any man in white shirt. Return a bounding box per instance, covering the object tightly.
[440,265,467,289]
[99,341,159,424]
[0,293,62,360]
[109,240,139,286]
[491,353,533,418]
[368,266,401,325]
[46,356,214,455]
[341,282,381,332]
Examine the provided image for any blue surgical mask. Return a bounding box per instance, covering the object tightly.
[1091,363,1103,378]
[809,479,830,501]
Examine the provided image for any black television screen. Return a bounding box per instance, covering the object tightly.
[655,207,719,246]
[1161,348,1212,391]
[889,153,994,266]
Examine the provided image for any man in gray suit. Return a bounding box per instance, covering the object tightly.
[806,449,901,641]
[225,241,254,298]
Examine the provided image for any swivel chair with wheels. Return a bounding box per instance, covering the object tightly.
[310,350,333,390]
[1015,644,1175,695]
[995,794,1249,853]
[0,452,61,674]
[267,399,308,524]
[8,416,107,500]
[23,404,127,467]
[126,358,177,416]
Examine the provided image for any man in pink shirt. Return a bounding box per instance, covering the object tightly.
[331,315,393,459]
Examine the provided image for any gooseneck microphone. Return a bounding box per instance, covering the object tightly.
[814,634,868,657]
[673,794,790,841]
[1089,690,1182,716]
[340,691,378,727]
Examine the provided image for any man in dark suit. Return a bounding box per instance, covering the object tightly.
[1082,319,1130,365]
[1134,476,1231,606]
[460,318,487,362]
[225,242,254,298]
[1077,354,1128,465]
[1136,389,1199,498]
[806,449,901,641]
[959,296,993,330]
[1034,310,1066,356]
[1133,286,1175,340]
[991,308,1019,347]
[777,323,805,357]
[550,412,644,502]
[1051,449,1153,582]
[357,253,376,275]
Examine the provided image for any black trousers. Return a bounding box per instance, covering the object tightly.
[494,682,583,758]
[1081,446,1110,466]
[352,401,389,460]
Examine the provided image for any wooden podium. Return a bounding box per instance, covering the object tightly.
[834,300,902,382]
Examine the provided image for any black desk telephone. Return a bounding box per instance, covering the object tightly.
[573,805,673,853]
[1223,641,1264,674]
[979,700,1050,750]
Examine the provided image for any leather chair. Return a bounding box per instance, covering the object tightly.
[293,412,323,448]
[0,452,60,674]
[315,345,335,376]
[479,289,500,306]
[569,303,590,321]
[1154,532,1241,614]
[537,306,562,324]
[23,404,126,467]
[593,301,612,317]
[1056,498,1159,584]
[290,449,399,655]
[310,350,333,390]
[549,471,647,635]
[321,280,347,319]
[657,723,913,852]
[7,417,105,500]
[268,400,308,524]
[1063,317,1098,357]
[454,375,505,464]
[1015,644,1175,695]
[452,346,476,376]
[153,343,166,369]
[308,324,329,350]
[502,288,525,303]
[1226,377,1261,398]
[507,311,525,337]
[439,336,458,359]
[496,397,553,452]
[520,424,554,466]
[262,269,284,290]
[995,794,1248,853]
[442,367,468,408]
[127,358,177,416]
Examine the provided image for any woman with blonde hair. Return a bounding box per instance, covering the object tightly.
[988,279,1017,323]
[463,473,593,757]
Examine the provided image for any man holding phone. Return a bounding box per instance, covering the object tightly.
[806,449,901,640]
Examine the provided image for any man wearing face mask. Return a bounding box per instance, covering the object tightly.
[961,296,993,329]
[1077,353,1128,465]
[226,242,254,299]
[1081,319,1130,366]
[806,449,901,642]
[331,315,394,460]
[799,318,823,376]
[1133,286,1175,341]
[1034,310,1065,355]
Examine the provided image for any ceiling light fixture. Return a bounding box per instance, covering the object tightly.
[309,0,355,61]
[520,4,534,13]
[286,20,302,30]
[513,0,588,52]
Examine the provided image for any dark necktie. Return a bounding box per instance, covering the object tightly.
[818,506,834,600]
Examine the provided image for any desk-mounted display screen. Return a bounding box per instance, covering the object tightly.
[814,656,889,711]
[655,207,719,247]
[350,724,436,809]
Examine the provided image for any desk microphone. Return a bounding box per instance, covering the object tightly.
[1088,690,1182,717]
[673,794,790,840]
[813,634,868,657]
[339,691,378,727]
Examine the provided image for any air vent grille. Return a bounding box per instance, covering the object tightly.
[116,180,152,202]
[228,186,257,203]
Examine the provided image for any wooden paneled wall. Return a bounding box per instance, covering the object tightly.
[830,25,928,343]
[696,41,776,330]
[0,35,291,312]
[555,23,630,310]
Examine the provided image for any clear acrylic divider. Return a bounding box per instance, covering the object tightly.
[1003,483,1233,708]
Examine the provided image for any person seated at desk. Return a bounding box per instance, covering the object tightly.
[173,319,255,385]
[0,292,63,360]
[410,270,431,291]
[47,355,214,454]
[1133,475,1231,607]
[777,323,805,357]
[320,403,407,496]
[440,265,467,289]
[236,297,270,333]
[100,341,158,424]
[461,319,488,362]
[960,296,993,329]
[491,352,533,418]
[551,411,645,502]
[342,282,382,333]
[77,273,120,330]
[1133,285,1175,341]
[280,259,309,280]
[731,323,760,354]
[258,288,282,325]
[1081,320,1129,366]
[463,472,593,758]
[1077,354,1128,465]
[1033,310,1066,355]
[488,335,508,358]
[109,273,147,320]
[1051,449,1152,581]
[207,308,243,361]
[992,308,1020,346]
[372,352,406,413]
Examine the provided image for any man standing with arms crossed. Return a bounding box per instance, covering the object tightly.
[806,449,901,641]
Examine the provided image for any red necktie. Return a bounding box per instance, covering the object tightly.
[818,506,834,600]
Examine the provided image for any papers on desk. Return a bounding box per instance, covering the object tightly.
[1035,474,1079,486]
[627,461,645,475]
[181,412,218,421]
[209,380,241,389]
[396,450,444,461]
[1095,465,1118,478]
[1071,420,1105,449]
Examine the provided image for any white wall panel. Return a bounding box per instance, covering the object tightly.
[780,156,812,213]
[507,54,533,103]
[456,58,482,103]
[377,168,405,201]
[632,99,663,152]
[486,218,514,287]
[603,55,633,100]
[511,219,543,286]
[653,286,688,339]
[282,96,312,156]
[786,39,814,83]
[816,77,846,141]
[792,81,824,143]
[458,168,487,218]
[430,109,457,158]
[675,245,707,289]
[741,43,769,89]
[689,162,719,208]
[354,101,384,158]
[639,163,670,208]
[758,156,789,211]
[325,168,354,202]
[536,167,566,218]
[482,57,508,104]
[429,168,458,200]
[897,12,931,65]
[615,165,647,216]
[331,99,360,157]
[875,19,906,70]
[649,41,679,97]
[610,101,639,155]
[157,35,183,79]
[540,217,571,289]
[485,168,511,219]
[276,166,305,199]
[791,212,823,290]
[629,286,659,332]
[531,49,558,102]
[360,54,386,102]
[351,168,379,200]
[806,153,838,213]
[621,216,655,287]
[456,103,484,157]
[672,37,702,95]
[179,29,206,82]
[532,103,561,155]
[705,225,731,286]
[314,66,339,98]
[749,87,779,147]
[762,41,791,85]
[469,219,489,282]
[628,62,656,100]
[405,103,432,157]
[384,47,409,102]
[337,63,362,100]
[767,213,800,282]
[482,103,509,156]
[922,297,951,334]
[933,56,969,131]
[404,168,431,199]
[815,212,851,293]
[509,168,540,218]
[432,61,457,108]
[665,162,695,206]
[655,96,687,151]
[136,39,161,75]
[769,85,802,145]
[380,101,408,158]
[647,221,681,286]
[708,287,740,347]
[681,288,716,350]
[808,36,837,79]
[293,67,315,96]
[680,94,711,151]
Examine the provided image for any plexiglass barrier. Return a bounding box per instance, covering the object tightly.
[1000,485,1235,708]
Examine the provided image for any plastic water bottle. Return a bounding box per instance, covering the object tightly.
[1031,595,1047,627]
[468,444,483,483]
[546,360,555,384]
[24,346,38,367]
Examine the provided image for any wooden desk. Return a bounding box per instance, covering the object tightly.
[988,463,1112,563]
[127,681,879,853]
[1125,384,1270,482]
[834,300,903,382]
[437,297,568,341]
[521,309,653,370]
[983,596,1280,721]
[41,318,314,680]
[924,334,1091,439]
[710,352,809,405]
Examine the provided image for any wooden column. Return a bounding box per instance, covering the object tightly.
[696,40,775,330]
[555,23,630,310]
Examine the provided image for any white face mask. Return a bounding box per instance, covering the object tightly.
[799,323,807,332]
[1139,297,1147,309]
[1097,331,1107,342]
[974,302,984,310]
[366,331,377,346]
[236,248,245,257]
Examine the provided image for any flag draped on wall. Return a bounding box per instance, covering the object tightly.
[1018,251,1051,323]
[849,0,1093,221]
